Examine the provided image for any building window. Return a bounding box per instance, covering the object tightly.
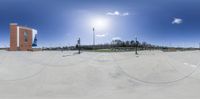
[24,32,28,42]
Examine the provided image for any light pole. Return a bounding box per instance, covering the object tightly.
[132,32,139,55]
[78,38,81,54]
[93,27,95,49]
[199,43,200,50]
[135,37,138,55]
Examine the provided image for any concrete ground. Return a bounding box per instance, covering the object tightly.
[0,50,200,99]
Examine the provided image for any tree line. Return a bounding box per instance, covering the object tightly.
[43,39,199,52]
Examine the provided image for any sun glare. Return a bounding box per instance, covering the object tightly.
[90,17,109,30]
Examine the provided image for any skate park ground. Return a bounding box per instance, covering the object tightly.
[0,50,200,99]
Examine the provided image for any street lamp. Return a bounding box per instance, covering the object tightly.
[135,37,138,55]
[78,38,81,54]
[199,42,200,50]
[133,33,139,55]
[93,27,95,49]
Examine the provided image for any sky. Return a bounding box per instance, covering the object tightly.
[0,0,200,48]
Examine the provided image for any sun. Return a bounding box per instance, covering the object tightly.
[90,17,109,30]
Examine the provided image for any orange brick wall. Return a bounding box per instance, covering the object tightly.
[9,23,33,51]
[19,28,32,51]
[10,24,17,51]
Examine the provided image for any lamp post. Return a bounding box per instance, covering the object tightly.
[135,37,138,55]
[78,38,81,54]
[132,32,139,55]
[93,27,95,49]
[199,43,200,50]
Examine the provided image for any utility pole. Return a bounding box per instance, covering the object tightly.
[78,38,81,54]
[135,37,138,55]
[93,27,95,49]
[199,43,200,50]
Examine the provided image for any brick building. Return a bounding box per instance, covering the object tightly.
[10,23,37,51]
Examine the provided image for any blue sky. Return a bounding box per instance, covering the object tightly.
[0,0,200,47]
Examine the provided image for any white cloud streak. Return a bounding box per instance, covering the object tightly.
[112,37,121,40]
[172,18,183,24]
[96,34,106,37]
[106,11,129,16]
[122,12,129,16]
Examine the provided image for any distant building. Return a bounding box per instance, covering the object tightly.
[10,23,37,51]
[111,39,123,45]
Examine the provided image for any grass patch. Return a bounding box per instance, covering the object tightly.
[94,49,114,52]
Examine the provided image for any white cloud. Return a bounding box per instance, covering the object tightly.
[112,37,121,40]
[106,11,129,16]
[172,18,183,24]
[106,11,120,16]
[96,34,105,37]
[122,12,129,16]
